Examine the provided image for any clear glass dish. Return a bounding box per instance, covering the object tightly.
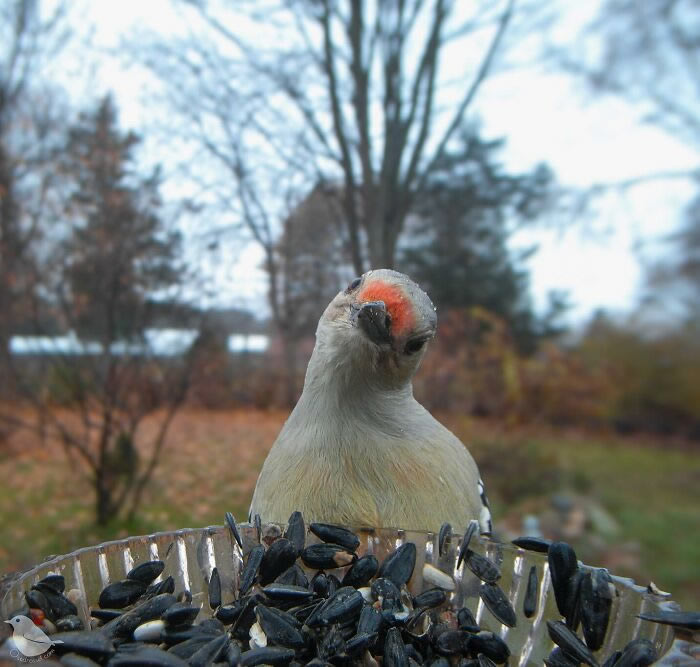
[0,523,694,665]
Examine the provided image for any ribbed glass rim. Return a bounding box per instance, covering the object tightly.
[0,523,694,665]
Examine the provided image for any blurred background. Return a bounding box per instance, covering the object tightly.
[0,0,698,609]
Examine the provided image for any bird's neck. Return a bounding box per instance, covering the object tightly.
[293,341,416,437]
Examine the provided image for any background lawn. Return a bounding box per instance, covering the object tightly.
[1,408,697,610]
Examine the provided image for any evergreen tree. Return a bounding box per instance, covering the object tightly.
[400,130,566,353]
[60,95,182,342]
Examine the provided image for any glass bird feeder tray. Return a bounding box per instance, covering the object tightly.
[1,523,697,665]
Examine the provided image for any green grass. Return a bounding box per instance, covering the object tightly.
[454,423,700,610]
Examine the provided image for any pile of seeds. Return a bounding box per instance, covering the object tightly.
[3,511,698,666]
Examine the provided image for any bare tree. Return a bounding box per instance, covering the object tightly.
[2,96,197,525]
[0,0,70,360]
[138,0,526,275]
[273,183,352,403]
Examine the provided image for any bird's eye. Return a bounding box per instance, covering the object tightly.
[404,338,426,355]
[346,277,361,292]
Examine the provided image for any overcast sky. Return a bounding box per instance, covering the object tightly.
[54,0,699,324]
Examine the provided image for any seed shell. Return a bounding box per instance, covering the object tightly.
[377,542,416,587]
[523,565,538,618]
[457,521,479,568]
[511,536,552,553]
[546,620,599,667]
[464,549,501,583]
[225,511,243,549]
[309,522,360,552]
[479,582,516,628]
[301,543,356,570]
[438,522,452,557]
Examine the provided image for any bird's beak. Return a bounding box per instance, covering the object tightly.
[3,620,10,625]
[354,300,392,345]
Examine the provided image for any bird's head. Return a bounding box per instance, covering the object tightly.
[5,616,29,630]
[312,269,437,389]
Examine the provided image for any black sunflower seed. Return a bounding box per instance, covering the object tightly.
[225,511,243,549]
[469,632,510,664]
[310,571,330,598]
[188,634,231,667]
[357,604,383,635]
[613,638,658,667]
[285,511,306,554]
[48,630,117,661]
[457,520,479,569]
[98,579,146,610]
[145,575,175,598]
[25,588,50,615]
[413,587,447,609]
[601,650,622,667]
[580,568,614,651]
[255,604,306,649]
[91,609,123,622]
[101,593,177,639]
[38,573,66,593]
[544,646,580,667]
[457,606,479,633]
[274,563,309,588]
[511,536,552,553]
[345,632,378,656]
[253,514,262,543]
[342,554,379,589]
[127,560,165,585]
[564,568,585,631]
[479,582,516,628]
[32,581,78,620]
[318,624,346,659]
[377,542,416,587]
[301,543,356,570]
[58,652,104,667]
[637,610,700,630]
[548,542,579,619]
[464,549,501,583]
[438,522,452,557]
[55,615,84,632]
[478,654,498,667]
[260,538,298,585]
[167,635,220,660]
[240,646,297,666]
[262,583,315,602]
[546,620,599,667]
[161,601,201,627]
[309,522,360,553]
[307,586,364,627]
[384,627,409,667]
[208,567,221,610]
[435,629,472,656]
[215,603,242,625]
[523,565,538,618]
[240,544,265,594]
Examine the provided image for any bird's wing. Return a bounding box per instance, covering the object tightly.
[21,624,53,644]
[477,477,493,536]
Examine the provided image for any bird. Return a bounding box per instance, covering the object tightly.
[4,615,64,658]
[249,269,492,534]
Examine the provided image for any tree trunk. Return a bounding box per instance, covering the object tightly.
[95,475,113,526]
